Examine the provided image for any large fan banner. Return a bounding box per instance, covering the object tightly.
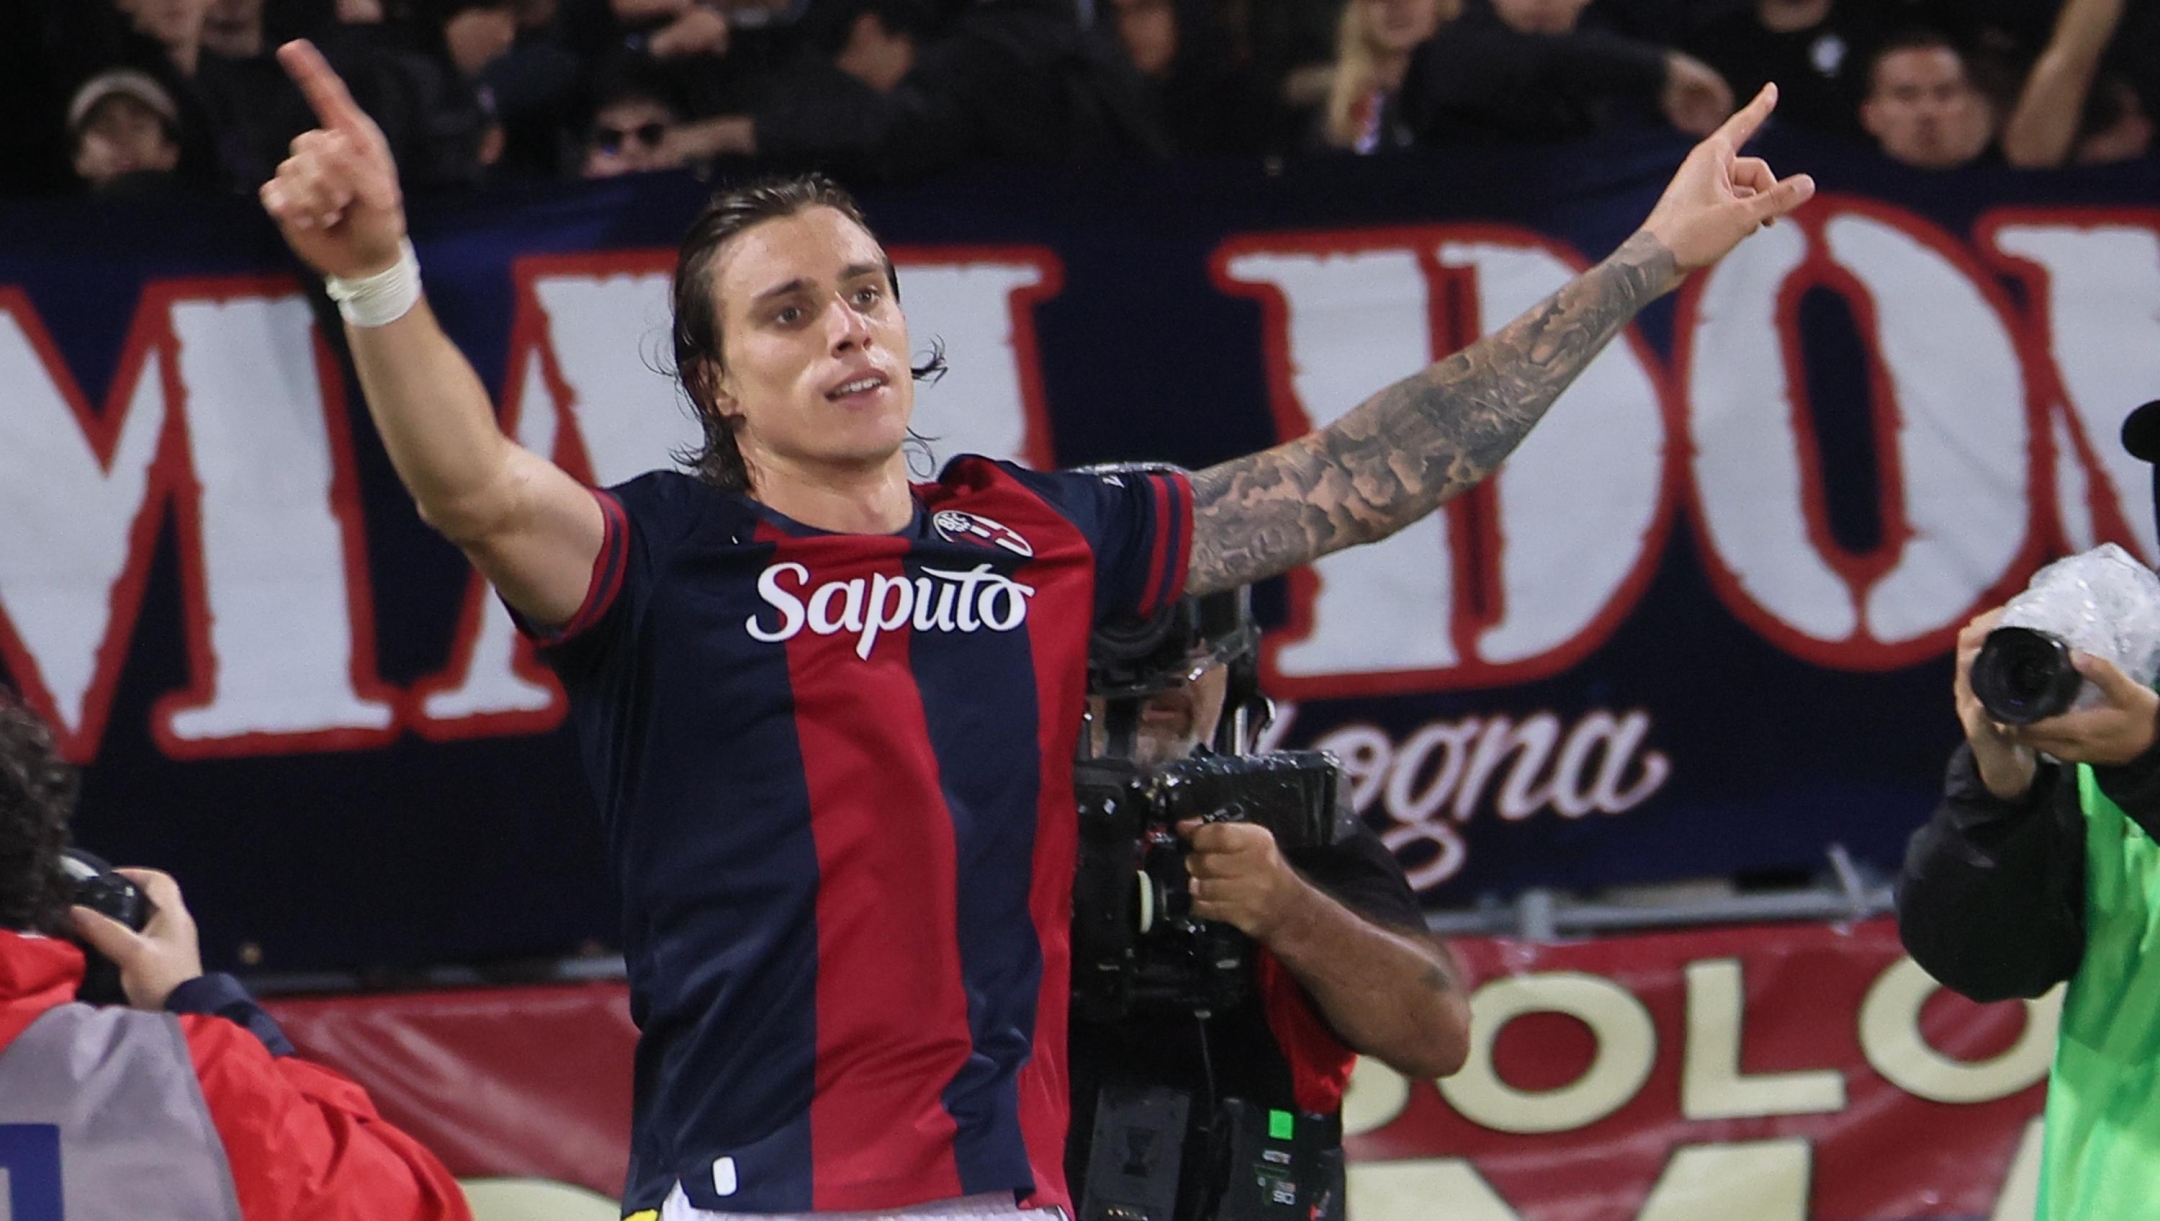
[2,132,2156,969]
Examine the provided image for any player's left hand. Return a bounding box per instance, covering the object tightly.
[2000,652,2160,766]
[1637,82,1815,274]
[1178,819,1309,941]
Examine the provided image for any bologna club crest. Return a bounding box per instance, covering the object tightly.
[933,510,1034,558]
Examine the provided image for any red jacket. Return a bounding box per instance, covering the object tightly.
[0,929,472,1221]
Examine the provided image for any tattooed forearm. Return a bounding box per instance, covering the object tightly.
[1186,230,1680,594]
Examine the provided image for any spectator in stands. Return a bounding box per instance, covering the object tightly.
[560,0,745,119]
[68,68,186,191]
[1857,30,1996,170]
[481,0,588,176]
[1318,0,1453,153]
[126,0,223,77]
[1682,0,1888,142]
[1224,0,1342,119]
[1105,0,1286,154]
[2002,0,2151,168]
[1397,0,1735,145]
[0,691,472,1221]
[670,0,1167,182]
[582,74,689,174]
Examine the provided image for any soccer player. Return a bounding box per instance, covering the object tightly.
[258,38,1810,1221]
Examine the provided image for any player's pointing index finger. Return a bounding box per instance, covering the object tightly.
[278,39,366,132]
[1711,82,1779,151]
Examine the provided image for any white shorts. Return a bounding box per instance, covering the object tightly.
[657,1188,1068,1221]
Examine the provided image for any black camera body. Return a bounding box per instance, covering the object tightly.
[1071,750,1340,1024]
[60,848,152,1004]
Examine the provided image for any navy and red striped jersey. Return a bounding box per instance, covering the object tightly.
[525,457,1193,1216]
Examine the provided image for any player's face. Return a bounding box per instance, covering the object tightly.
[1087,662,1232,769]
[708,207,914,485]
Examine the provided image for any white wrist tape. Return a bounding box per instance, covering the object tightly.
[324,239,422,328]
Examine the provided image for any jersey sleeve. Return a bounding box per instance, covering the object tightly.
[1005,464,1194,621]
[507,472,684,677]
[178,1015,473,1221]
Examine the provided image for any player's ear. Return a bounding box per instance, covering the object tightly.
[688,356,741,422]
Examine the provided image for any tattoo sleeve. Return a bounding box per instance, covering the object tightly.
[1186,231,1680,595]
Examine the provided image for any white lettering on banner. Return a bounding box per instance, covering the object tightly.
[1992,1118,2043,1221]
[1341,1053,1410,1137]
[1218,246,1454,678]
[1638,1141,1811,1220]
[1680,959,1844,1120]
[1440,972,1657,1134]
[1348,1160,1519,1221]
[402,250,1058,735]
[157,296,397,751]
[1306,706,1670,890]
[1858,957,2059,1104]
[2053,409,2097,552]
[1683,201,2032,665]
[1984,214,2160,564]
[887,252,1062,469]
[0,290,172,757]
[1440,243,1671,668]
[0,285,395,761]
[745,563,1034,658]
[411,350,563,733]
[9,216,2149,757]
[1216,231,1668,697]
[1339,950,2049,1219]
[459,1178,618,1221]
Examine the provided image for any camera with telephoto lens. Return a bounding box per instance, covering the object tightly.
[1970,544,2160,726]
[1071,750,1341,1023]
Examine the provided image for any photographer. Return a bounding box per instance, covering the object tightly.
[0,692,471,1221]
[1896,408,2160,1221]
[1069,586,1469,1221]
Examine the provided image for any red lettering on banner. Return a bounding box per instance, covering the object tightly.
[0,282,398,762]
[1674,196,2046,670]
[1976,207,2160,565]
[1212,225,1677,700]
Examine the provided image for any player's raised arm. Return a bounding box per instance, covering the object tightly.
[1183,84,1815,596]
[262,39,601,627]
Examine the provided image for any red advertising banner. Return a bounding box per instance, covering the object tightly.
[265,919,2053,1220]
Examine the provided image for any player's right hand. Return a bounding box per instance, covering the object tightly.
[260,40,407,280]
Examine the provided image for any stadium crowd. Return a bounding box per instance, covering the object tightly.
[3,0,2154,199]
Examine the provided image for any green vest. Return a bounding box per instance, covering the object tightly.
[2036,765,2160,1217]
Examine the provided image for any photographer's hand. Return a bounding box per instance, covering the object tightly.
[1178,819,1305,940]
[2004,651,2160,767]
[69,869,204,1010]
[1178,818,1470,1080]
[1955,609,2040,800]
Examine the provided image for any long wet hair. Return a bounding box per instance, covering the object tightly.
[0,692,76,936]
[669,174,947,492]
